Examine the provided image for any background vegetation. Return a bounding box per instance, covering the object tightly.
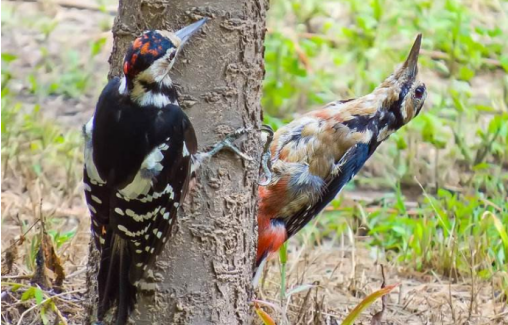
[2,0,507,324]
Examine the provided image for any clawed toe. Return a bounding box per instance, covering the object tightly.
[258,125,274,185]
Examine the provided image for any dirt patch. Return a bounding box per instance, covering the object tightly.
[257,240,508,324]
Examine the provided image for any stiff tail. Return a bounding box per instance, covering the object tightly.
[97,232,137,325]
[252,255,268,288]
[253,218,288,287]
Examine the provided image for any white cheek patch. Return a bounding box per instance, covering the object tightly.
[138,92,172,108]
[129,52,176,107]
[400,97,408,121]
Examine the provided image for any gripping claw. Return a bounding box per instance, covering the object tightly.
[200,127,253,162]
[258,125,274,186]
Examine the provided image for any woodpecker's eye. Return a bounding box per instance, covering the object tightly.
[168,51,176,61]
[415,86,425,99]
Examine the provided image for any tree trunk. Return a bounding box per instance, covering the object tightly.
[85,0,267,324]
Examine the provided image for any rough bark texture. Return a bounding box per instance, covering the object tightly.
[85,0,267,324]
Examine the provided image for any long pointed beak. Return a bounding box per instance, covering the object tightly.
[176,18,209,46]
[399,34,422,80]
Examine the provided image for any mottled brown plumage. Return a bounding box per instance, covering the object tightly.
[255,34,426,282]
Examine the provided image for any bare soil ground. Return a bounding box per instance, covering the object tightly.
[1,1,507,324]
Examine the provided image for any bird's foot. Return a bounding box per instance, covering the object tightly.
[258,125,274,186]
[197,127,253,162]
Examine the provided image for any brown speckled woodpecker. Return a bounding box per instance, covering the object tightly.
[255,34,426,283]
[83,18,252,324]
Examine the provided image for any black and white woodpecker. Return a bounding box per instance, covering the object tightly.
[83,18,250,324]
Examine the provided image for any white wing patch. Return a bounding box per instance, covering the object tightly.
[119,144,168,199]
[182,141,190,157]
[83,117,106,186]
[142,148,164,173]
[118,170,153,199]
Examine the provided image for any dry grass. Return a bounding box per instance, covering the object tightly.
[255,234,508,324]
[1,142,89,324]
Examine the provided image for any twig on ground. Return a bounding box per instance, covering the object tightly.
[1,218,40,255]
[1,275,32,280]
[447,281,457,323]
[370,265,387,325]
[295,281,316,323]
[16,289,84,325]
[65,267,86,279]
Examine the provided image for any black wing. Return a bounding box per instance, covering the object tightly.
[111,114,197,282]
[84,77,198,282]
[83,114,110,249]
[284,143,371,238]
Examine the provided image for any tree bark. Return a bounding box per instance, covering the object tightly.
[85,0,267,324]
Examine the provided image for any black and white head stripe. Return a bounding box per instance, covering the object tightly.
[388,81,413,128]
[123,31,177,80]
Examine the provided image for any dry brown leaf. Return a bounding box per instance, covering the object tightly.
[31,244,52,289]
[30,220,66,289]
[1,239,19,275]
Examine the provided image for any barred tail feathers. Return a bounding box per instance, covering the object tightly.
[97,232,137,325]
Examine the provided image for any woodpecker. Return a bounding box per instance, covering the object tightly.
[83,19,211,324]
[255,34,427,282]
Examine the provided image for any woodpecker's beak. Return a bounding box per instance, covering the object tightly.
[398,34,422,80]
[176,18,209,46]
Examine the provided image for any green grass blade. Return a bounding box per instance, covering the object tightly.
[341,284,398,325]
[484,211,508,257]
[279,241,288,301]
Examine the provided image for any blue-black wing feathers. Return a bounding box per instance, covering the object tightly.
[284,143,371,238]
